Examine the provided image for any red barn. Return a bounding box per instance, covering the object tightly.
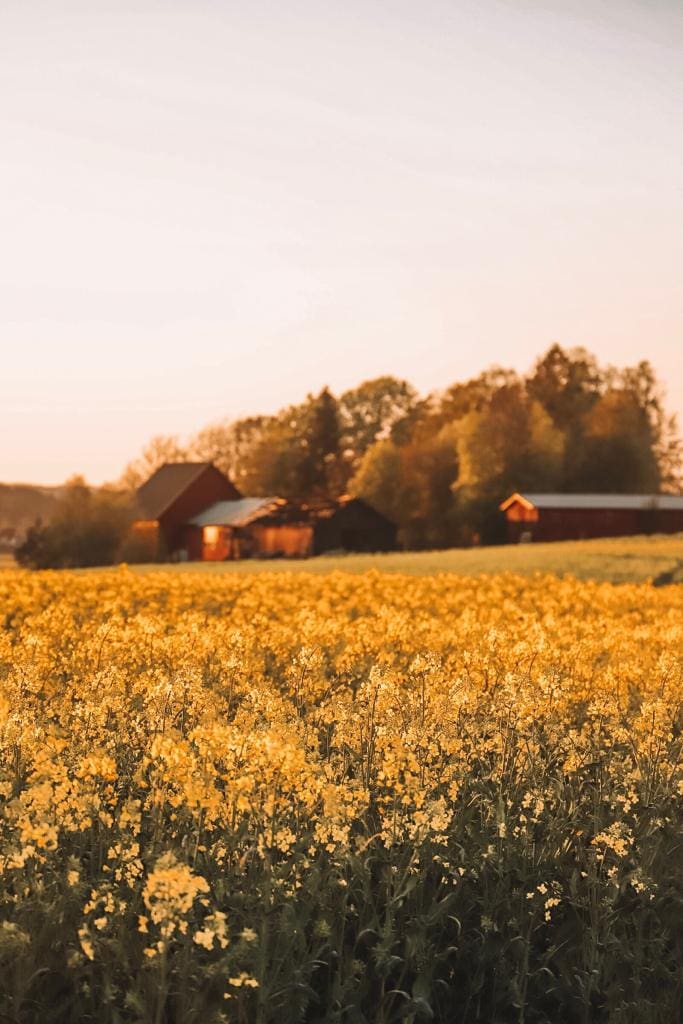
[133,463,240,559]
[133,463,398,562]
[500,492,683,543]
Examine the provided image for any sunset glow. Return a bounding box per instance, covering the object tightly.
[1,0,681,483]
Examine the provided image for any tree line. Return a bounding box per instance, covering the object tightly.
[15,344,681,567]
[121,344,681,549]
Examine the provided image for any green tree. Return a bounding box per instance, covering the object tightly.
[189,416,273,491]
[339,376,417,478]
[298,387,342,497]
[114,343,681,548]
[238,416,307,498]
[351,429,458,549]
[453,386,565,541]
[455,388,564,495]
[119,435,187,491]
[348,439,402,523]
[572,388,661,492]
[527,344,602,432]
[399,429,460,548]
[617,361,681,490]
[437,367,520,427]
[16,477,133,569]
[241,388,342,499]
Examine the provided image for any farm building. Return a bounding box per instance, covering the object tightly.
[188,495,397,561]
[133,462,240,558]
[500,492,683,543]
[133,463,397,560]
[186,497,283,560]
[309,496,397,555]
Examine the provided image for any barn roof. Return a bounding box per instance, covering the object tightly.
[136,463,215,520]
[500,492,683,512]
[188,494,394,529]
[188,497,281,528]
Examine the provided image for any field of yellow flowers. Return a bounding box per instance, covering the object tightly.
[0,567,681,1023]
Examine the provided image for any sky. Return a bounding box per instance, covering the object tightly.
[1,0,682,485]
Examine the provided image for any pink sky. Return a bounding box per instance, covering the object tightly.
[1,0,681,485]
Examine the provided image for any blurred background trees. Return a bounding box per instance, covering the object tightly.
[25,344,678,564]
[115,344,680,549]
[119,434,188,491]
[16,477,135,569]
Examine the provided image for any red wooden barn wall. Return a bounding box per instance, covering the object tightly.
[506,504,683,543]
[158,466,240,556]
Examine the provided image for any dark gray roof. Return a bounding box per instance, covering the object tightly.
[503,492,683,512]
[136,463,213,520]
[189,497,280,528]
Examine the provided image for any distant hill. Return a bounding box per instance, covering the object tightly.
[0,484,63,550]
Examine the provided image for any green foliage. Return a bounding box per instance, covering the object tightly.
[120,435,188,491]
[227,390,343,500]
[453,388,565,543]
[187,416,274,494]
[350,431,459,549]
[117,526,166,566]
[298,387,343,498]
[15,477,134,569]
[569,389,660,493]
[526,344,602,433]
[339,377,418,478]
[117,346,681,549]
[119,533,683,584]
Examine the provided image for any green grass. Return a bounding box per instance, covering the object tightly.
[5,534,682,584]
[122,533,683,584]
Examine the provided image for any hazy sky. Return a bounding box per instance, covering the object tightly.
[1,0,682,484]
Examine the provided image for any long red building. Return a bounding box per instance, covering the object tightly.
[500,492,683,543]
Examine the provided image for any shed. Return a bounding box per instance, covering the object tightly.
[133,463,241,558]
[244,496,397,558]
[187,494,397,560]
[499,492,683,543]
[187,497,282,560]
[309,496,398,555]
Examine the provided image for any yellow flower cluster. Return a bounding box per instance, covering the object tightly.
[0,565,680,1016]
[140,852,210,956]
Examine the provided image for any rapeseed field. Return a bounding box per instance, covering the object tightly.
[0,568,681,1023]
